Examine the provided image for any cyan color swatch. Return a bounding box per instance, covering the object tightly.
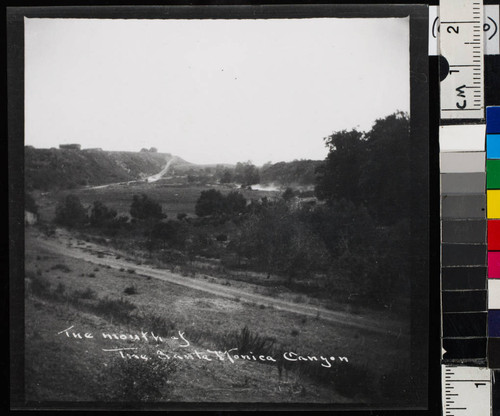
[487,135,500,159]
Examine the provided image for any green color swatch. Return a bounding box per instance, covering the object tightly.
[487,159,500,189]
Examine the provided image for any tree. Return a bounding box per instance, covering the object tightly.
[314,112,411,225]
[55,195,88,227]
[314,129,365,205]
[149,147,158,153]
[195,189,225,217]
[219,169,233,184]
[225,191,247,215]
[282,187,295,201]
[359,112,411,224]
[234,162,260,186]
[90,201,117,227]
[235,200,329,283]
[150,220,186,249]
[130,194,165,221]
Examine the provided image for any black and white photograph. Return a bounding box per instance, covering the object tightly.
[10,4,429,410]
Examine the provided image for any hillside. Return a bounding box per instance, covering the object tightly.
[260,160,323,186]
[25,147,191,191]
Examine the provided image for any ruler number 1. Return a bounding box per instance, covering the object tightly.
[447,25,460,34]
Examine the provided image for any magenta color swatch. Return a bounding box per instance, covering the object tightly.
[488,252,500,278]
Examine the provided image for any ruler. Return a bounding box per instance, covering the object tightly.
[442,365,491,415]
[440,0,484,119]
[439,1,493,415]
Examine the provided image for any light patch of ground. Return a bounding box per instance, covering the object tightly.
[175,297,244,314]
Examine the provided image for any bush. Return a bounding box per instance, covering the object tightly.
[219,326,275,356]
[54,195,88,227]
[143,314,176,338]
[94,297,136,322]
[90,201,117,227]
[130,194,165,221]
[29,276,50,296]
[51,263,71,273]
[177,213,187,221]
[216,233,228,242]
[98,357,176,401]
[195,189,225,217]
[73,287,96,299]
[55,282,66,295]
[124,285,138,295]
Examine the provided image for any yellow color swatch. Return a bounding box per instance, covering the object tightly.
[488,190,500,218]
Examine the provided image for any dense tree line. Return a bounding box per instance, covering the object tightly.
[315,111,410,225]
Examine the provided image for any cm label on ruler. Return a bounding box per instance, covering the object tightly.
[439,1,485,119]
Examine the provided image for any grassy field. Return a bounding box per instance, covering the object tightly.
[35,180,281,222]
[24,227,412,405]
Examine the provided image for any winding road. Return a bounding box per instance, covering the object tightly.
[35,231,409,339]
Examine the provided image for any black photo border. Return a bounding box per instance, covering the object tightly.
[7,3,432,412]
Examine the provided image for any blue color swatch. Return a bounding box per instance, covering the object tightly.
[489,310,500,337]
[487,107,500,134]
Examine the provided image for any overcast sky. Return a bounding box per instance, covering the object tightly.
[25,17,409,165]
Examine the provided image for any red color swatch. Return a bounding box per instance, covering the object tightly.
[488,220,500,250]
[488,251,500,278]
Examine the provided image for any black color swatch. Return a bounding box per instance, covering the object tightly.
[442,267,487,290]
[489,339,500,370]
[442,312,487,338]
[442,337,487,360]
[442,291,487,313]
[441,244,487,267]
[493,370,500,416]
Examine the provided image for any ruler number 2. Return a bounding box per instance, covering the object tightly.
[447,25,460,34]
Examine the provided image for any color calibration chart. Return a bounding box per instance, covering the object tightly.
[487,107,500,368]
[439,0,500,414]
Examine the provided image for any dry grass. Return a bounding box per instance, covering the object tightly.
[24,228,412,405]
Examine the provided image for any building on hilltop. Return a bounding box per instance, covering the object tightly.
[59,144,81,150]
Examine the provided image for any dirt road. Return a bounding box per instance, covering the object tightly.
[35,232,409,338]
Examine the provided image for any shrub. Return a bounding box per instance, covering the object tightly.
[51,263,71,273]
[130,194,165,221]
[55,282,66,295]
[97,357,176,401]
[143,314,176,338]
[216,233,228,242]
[54,195,88,227]
[94,297,136,322]
[73,287,96,299]
[124,285,138,295]
[90,201,118,227]
[219,326,275,356]
[195,189,225,217]
[29,276,50,296]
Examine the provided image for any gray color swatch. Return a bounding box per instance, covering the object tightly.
[441,195,486,219]
[441,173,485,194]
[440,152,485,173]
[442,220,486,243]
[442,244,487,266]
